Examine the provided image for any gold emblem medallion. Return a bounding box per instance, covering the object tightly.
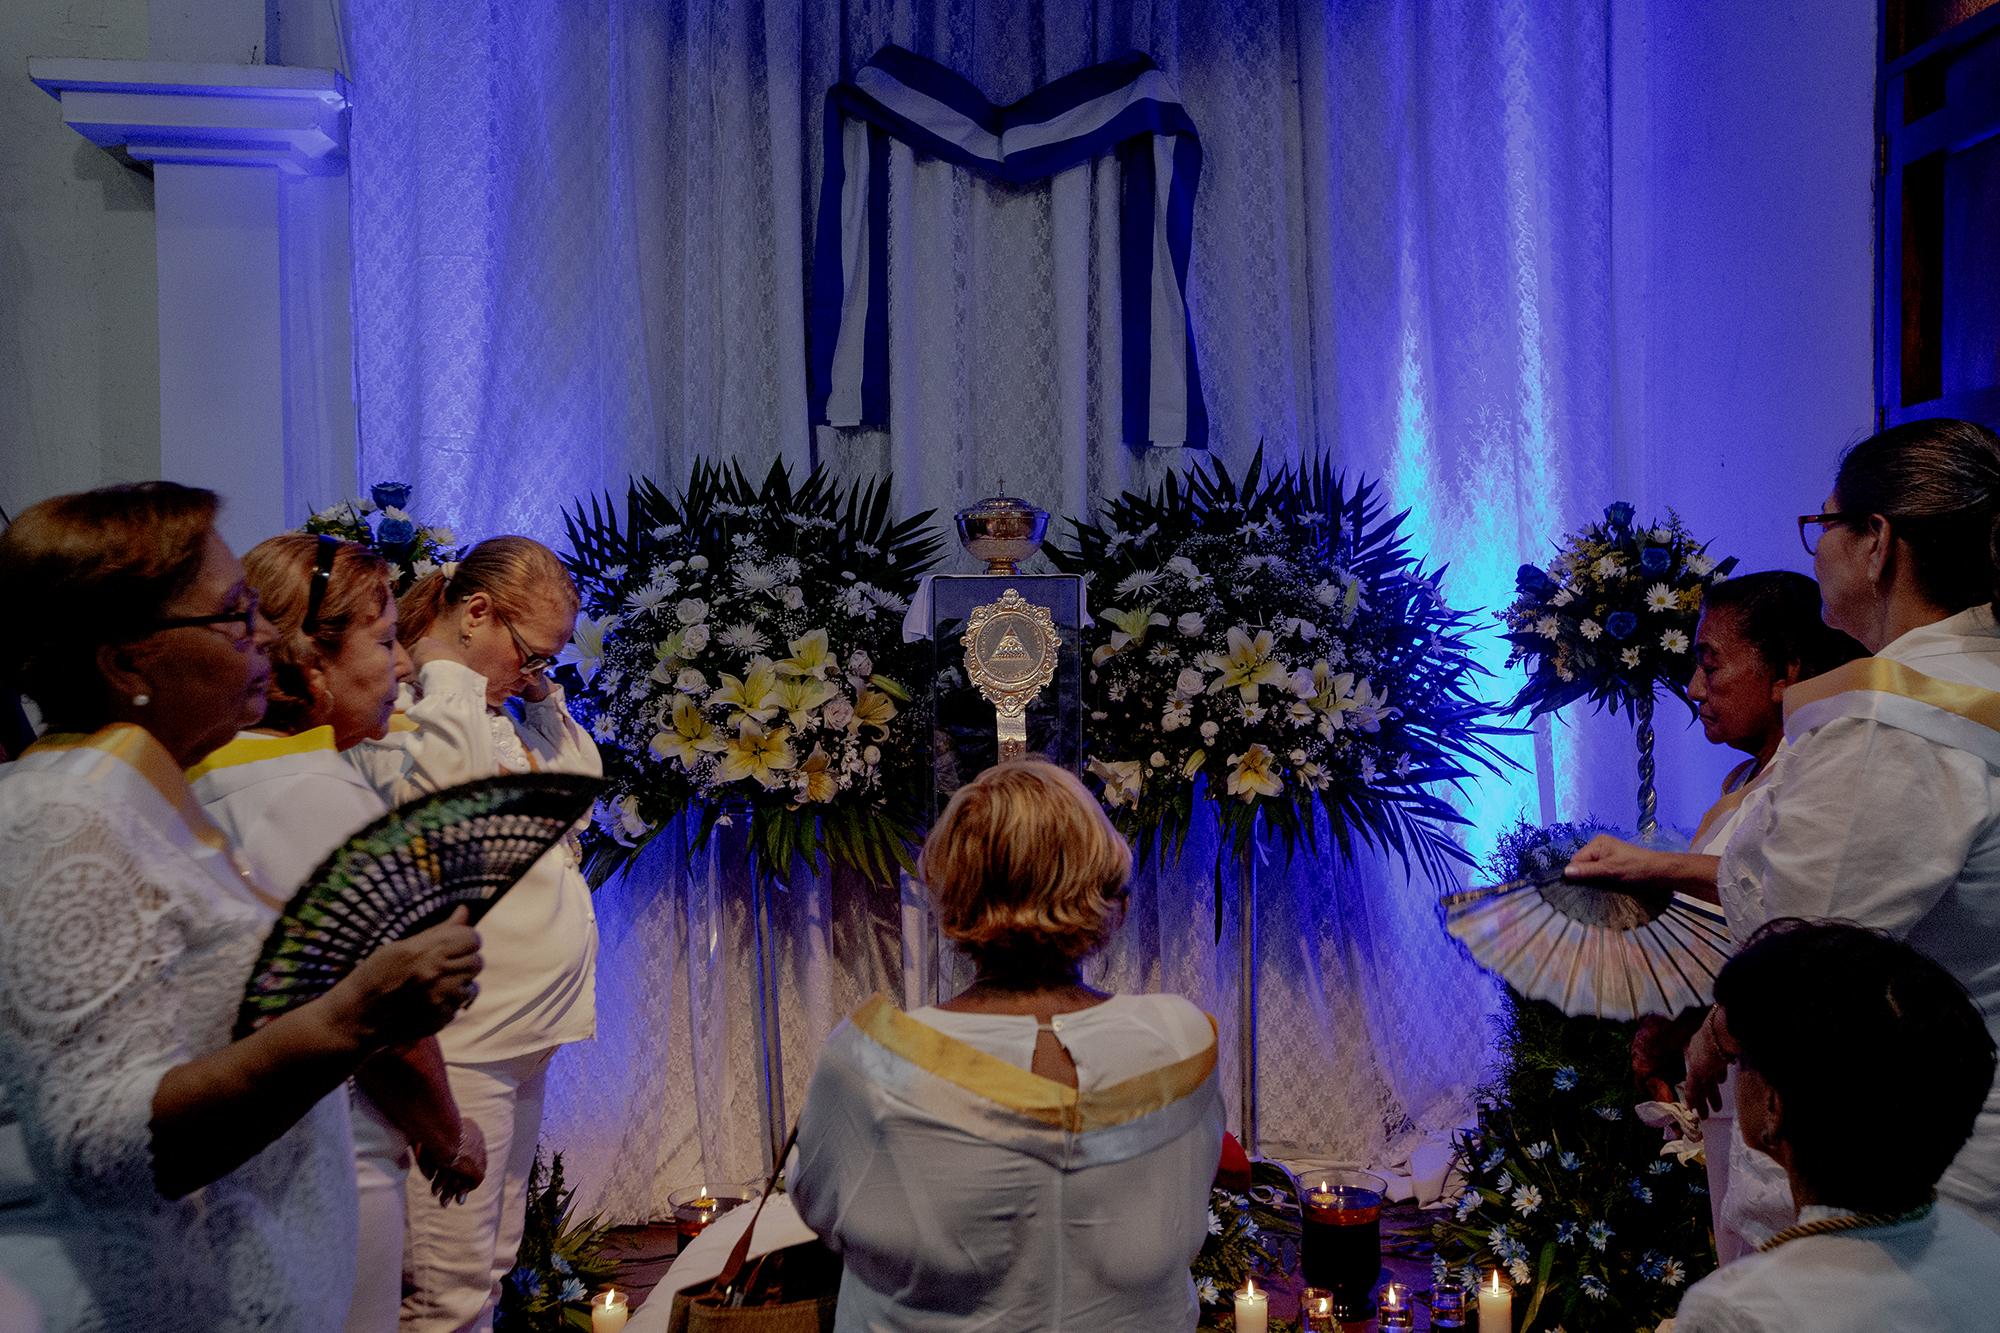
[960,588,1060,760]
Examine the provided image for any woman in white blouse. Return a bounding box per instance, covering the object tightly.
[0,483,481,1332]
[1564,572,1863,1258]
[792,758,1223,1333]
[1583,418,2000,1239]
[191,533,487,1331]
[1671,920,1999,1332]
[350,535,601,1332]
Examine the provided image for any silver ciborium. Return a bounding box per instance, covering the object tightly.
[954,496,1048,574]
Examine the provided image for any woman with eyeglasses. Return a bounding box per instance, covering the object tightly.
[188,533,486,1331]
[1596,419,2000,1242]
[349,535,600,1332]
[0,484,482,1332]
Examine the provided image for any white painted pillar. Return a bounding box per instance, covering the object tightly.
[29,59,354,551]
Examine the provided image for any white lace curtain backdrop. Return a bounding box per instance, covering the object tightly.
[345,0,1612,1219]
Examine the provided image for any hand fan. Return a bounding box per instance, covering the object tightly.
[1439,869,1732,1020]
[235,772,605,1037]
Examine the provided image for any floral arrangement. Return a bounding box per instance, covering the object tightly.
[1049,451,1512,879]
[1191,1183,1283,1314]
[559,460,940,885]
[498,1151,620,1332]
[303,480,463,593]
[1432,820,1714,1332]
[1503,503,1736,721]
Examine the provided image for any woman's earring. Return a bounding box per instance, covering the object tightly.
[458,628,472,648]
[132,693,151,707]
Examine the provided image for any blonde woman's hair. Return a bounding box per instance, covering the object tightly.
[397,535,578,645]
[920,758,1134,968]
[243,534,392,735]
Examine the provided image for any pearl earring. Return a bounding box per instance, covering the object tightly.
[132,693,151,707]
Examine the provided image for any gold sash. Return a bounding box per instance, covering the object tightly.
[25,723,287,912]
[850,993,1218,1134]
[1783,658,2000,735]
[185,725,338,783]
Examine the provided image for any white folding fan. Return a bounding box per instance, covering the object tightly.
[1440,872,1732,1020]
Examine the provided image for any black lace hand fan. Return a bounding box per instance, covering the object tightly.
[1440,867,1732,1020]
[235,772,605,1038]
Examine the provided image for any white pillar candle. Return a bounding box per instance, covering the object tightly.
[591,1289,630,1333]
[1477,1269,1512,1333]
[1234,1277,1269,1333]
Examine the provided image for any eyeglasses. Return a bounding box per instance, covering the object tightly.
[144,592,263,644]
[1797,512,1863,556]
[494,609,558,676]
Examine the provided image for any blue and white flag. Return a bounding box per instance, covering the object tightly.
[810,46,1208,449]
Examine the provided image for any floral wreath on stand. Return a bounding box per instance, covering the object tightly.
[558,460,941,885]
[302,481,465,594]
[1050,450,1513,884]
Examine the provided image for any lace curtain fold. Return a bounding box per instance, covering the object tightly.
[347,0,1610,1219]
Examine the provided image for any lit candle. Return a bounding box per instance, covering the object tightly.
[590,1288,629,1333]
[1234,1277,1269,1333]
[1378,1281,1415,1329]
[1477,1269,1513,1333]
[1299,1286,1337,1332]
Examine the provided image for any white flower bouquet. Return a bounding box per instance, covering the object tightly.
[1051,452,1509,879]
[560,462,940,884]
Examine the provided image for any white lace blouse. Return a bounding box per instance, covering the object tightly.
[0,726,356,1332]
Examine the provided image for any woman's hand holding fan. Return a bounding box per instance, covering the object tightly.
[322,905,484,1049]
[236,773,604,1039]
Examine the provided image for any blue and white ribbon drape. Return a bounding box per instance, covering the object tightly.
[810,46,1208,450]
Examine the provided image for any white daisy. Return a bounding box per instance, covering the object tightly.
[1551,587,1575,606]
[1621,647,1643,668]
[1661,628,1690,653]
[1644,582,1676,612]
[1593,554,1624,579]
[1688,552,1717,576]
[1579,619,1603,640]
[1535,615,1560,638]
[1512,1184,1543,1215]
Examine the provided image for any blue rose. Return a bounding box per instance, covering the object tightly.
[371,481,413,511]
[376,517,417,551]
[1515,563,1554,596]
[1605,500,1636,528]
[1639,546,1671,575]
[1605,611,1639,640]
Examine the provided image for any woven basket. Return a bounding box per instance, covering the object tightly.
[665,1285,837,1333]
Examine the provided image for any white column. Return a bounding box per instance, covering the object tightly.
[29,58,354,551]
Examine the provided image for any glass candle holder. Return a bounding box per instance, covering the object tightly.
[1299,1286,1338,1332]
[669,1183,758,1245]
[1378,1281,1415,1329]
[590,1288,629,1333]
[1299,1169,1387,1320]
[1430,1280,1471,1329]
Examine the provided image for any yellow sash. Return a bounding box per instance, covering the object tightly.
[850,993,1218,1133]
[25,723,287,912]
[185,725,338,783]
[1783,658,2000,736]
